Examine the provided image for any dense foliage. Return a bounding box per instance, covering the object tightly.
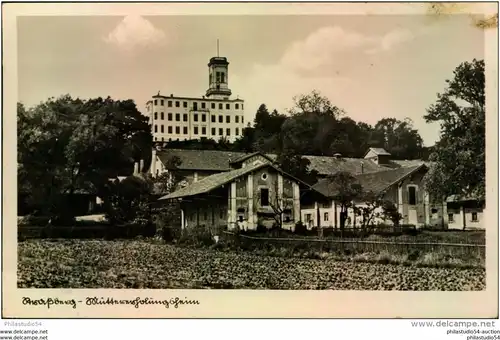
[18,95,152,222]
[159,90,428,161]
[18,240,485,290]
[424,59,485,201]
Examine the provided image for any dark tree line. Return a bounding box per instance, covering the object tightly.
[18,95,152,223]
[163,91,428,185]
[166,90,427,160]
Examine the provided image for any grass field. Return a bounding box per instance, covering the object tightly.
[18,239,485,290]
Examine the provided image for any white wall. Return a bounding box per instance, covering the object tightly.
[149,96,245,143]
[447,207,484,230]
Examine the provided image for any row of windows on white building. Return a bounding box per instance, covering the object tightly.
[153,99,243,111]
[153,112,244,124]
[153,125,241,137]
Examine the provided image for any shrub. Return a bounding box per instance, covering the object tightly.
[407,249,421,261]
[178,226,214,247]
[322,227,335,237]
[294,222,307,235]
[156,225,182,243]
[256,224,267,234]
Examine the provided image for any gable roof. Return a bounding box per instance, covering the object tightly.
[155,148,428,176]
[364,147,391,157]
[313,164,427,198]
[229,151,275,165]
[157,149,246,171]
[159,162,315,200]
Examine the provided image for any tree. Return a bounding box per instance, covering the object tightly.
[354,191,385,230]
[281,90,344,156]
[424,59,485,201]
[324,171,363,230]
[289,90,344,118]
[104,175,152,226]
[266,180,293,233]
[380,201,402,227]
[373,118,424,159]
[150,156,186,240]
[275,149,319,185]
[252,105,286,153]
[233,126,256,152]
[18,95,152,222]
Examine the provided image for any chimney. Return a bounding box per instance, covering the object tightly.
[140,159,145,173]
[133,162,139,175]
[151,148,157,176]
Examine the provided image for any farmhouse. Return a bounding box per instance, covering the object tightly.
[152,147,485,230]
[158,154,323,231]
[149,147,425,183]
[310,164,443,228]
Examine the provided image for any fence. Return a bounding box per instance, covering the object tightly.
[221,231,486,259]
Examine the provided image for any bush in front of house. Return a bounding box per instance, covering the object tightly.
[255,224,267,234]
[178,226,214,247]
[294,222,308,235]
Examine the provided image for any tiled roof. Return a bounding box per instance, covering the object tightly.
[156,149,427,176]
[159,162,267,200]
[159,161,319,200]
[156,149,246,171]
[365,147,391,156]
[229,152,274,164]
[302,155,408,176]
[312,164,427,198]
[446,194,485,202]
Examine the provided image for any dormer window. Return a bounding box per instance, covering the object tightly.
[364,147,391,165]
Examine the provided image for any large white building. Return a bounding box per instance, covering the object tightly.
[146,53,245,143]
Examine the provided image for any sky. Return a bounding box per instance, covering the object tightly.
[17,13,485,146]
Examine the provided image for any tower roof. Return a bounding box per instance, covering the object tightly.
[208,57,229,67]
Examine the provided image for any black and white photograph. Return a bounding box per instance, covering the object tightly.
[6,2,497,307]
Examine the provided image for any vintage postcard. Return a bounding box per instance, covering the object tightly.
[2,2,499,319]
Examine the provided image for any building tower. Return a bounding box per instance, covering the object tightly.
[206,40,232,99]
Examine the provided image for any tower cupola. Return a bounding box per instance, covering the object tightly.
[206,40,232,99]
